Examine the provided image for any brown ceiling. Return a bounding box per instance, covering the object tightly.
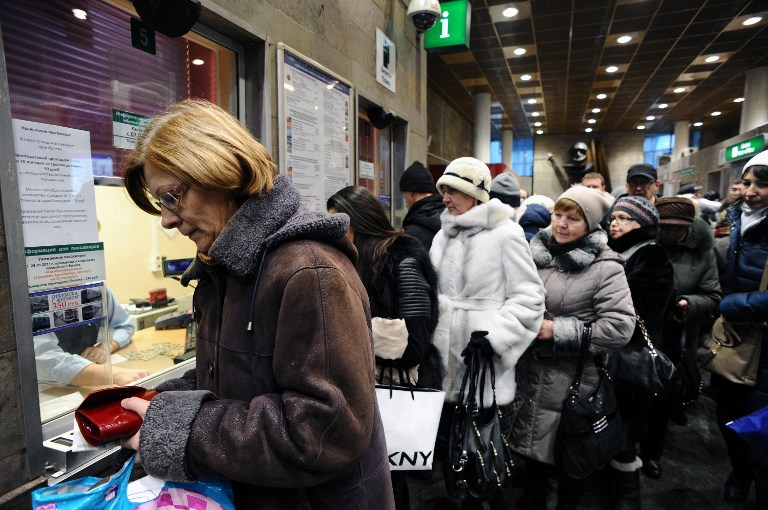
[426,0,768,138]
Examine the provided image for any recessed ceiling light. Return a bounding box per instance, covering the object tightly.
[658,103,668,109]
[606,65,619,73]
[592,108,601,113]
[693,122,703,127]
[514,47,527,56]
[617,35,632,44]
[647,115,656,121]
[527,98,537,104]
[637,125,646,130]
[192,59,205,66]
[705,55,720,63]
[520,74,532,81]
[503,7,519,18]
[674,87,686,93]
[743,16,762,26]
[585,128,593,133]
[711,111,721,116]
[587,119,596,124]
[531,112,540,117]
[536,129,544,135]
[734,97,745,103]
[534,121,542,127]
[72,8,87,19]
[597,93,607,100]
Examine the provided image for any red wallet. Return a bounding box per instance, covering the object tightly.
[75,386,158,446]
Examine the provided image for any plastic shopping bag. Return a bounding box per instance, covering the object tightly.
[727,405,768,453]
[32,454,234,510]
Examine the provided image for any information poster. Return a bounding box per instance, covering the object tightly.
[25,243,106,292]
[30,283,105,336]
[112,109,151,150]
[278,45,353,211]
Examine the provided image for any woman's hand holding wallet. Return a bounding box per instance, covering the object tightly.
[75,386,157,447]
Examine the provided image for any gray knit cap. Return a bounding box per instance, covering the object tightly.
[489,172,521,207]
[613,196,659,228]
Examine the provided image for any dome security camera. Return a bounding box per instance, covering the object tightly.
[407,0,442,32]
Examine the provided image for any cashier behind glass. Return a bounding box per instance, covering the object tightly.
[34,288,147,386]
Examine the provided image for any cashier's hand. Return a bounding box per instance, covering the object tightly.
[113,367,150,386]
[121,397,151,451]
[80,345,108,364]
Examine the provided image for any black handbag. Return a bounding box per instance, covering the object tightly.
[444,332,518,502]
[556,324,627,480]
[606,316,676,397]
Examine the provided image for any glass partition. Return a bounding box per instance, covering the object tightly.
[0,0,238,422]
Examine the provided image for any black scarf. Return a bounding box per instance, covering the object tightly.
[548,234,590,257]
[607,225,658,254]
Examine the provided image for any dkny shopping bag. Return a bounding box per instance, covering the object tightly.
[32,455,234,510]
[375,384,445,470]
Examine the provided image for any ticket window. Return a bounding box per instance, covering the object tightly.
[0,0,245,423]
[357,103,407,226]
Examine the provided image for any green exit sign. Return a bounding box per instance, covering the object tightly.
[424,0,471,53]
[725,134,766,162]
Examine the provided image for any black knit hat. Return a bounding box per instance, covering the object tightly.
[399,161,435,193]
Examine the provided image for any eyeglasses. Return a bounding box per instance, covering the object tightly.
[154,182,189,211]
[610,215,635,225]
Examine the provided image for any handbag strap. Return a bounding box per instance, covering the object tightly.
[569,323,593,395]
[636,315,659,355]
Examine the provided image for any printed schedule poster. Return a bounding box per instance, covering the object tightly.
[280,49,352,211]
[30,282,105,336]
[12,120,99,246]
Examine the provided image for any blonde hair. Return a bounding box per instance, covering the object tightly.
[124,99,277,214]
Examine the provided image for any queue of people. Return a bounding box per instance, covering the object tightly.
[108,99,767,510]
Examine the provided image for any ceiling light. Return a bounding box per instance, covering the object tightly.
[606,65,619,73]
[597,93,607,100]
[502,7,519,18]
[72,8,87,19]
[192,59,205,66]
[592,108,601,113]
[646,115,656,121]
[637,125,646,130]
[674,87,686,93]
[705,55,720,63]
[536,129,544,135]
[527,98,537,104]
[534,122,542,127]
[693,122,703,127]
[531,112,540,117]
[514,47,527,56]
[658,103,668,109]
[617,35,632,44]
[520,74,532,81]
[587,119,596,124]
[585,128,593,133]
[743,16,762,26]
[711,111,721,116]
[734,97,745,102]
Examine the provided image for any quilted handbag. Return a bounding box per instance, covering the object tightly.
[556,324,627,480]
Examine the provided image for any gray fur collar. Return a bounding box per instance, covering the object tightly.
[531,227,610,271]
[181,175,349,283]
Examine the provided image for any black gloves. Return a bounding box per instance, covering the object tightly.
[461,330,494,363]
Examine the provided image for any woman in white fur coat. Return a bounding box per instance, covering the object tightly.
[430,157,545,510]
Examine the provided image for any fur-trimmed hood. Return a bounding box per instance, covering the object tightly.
[181,175,350,284]
[531,227,621,271]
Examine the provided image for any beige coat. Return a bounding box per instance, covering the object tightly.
[509,227,636,465]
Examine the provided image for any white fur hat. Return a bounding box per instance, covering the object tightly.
[436,157,492,204]
[743,149,768,177]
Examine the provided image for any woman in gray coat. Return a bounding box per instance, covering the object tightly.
[510,185,636,510]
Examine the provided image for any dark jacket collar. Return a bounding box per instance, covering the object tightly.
[181,175,350,284]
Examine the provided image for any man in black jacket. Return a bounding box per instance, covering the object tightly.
[399,161,445,250]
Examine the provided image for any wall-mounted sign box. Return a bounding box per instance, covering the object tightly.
[725,134,766,162]
[424,0,471,53]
